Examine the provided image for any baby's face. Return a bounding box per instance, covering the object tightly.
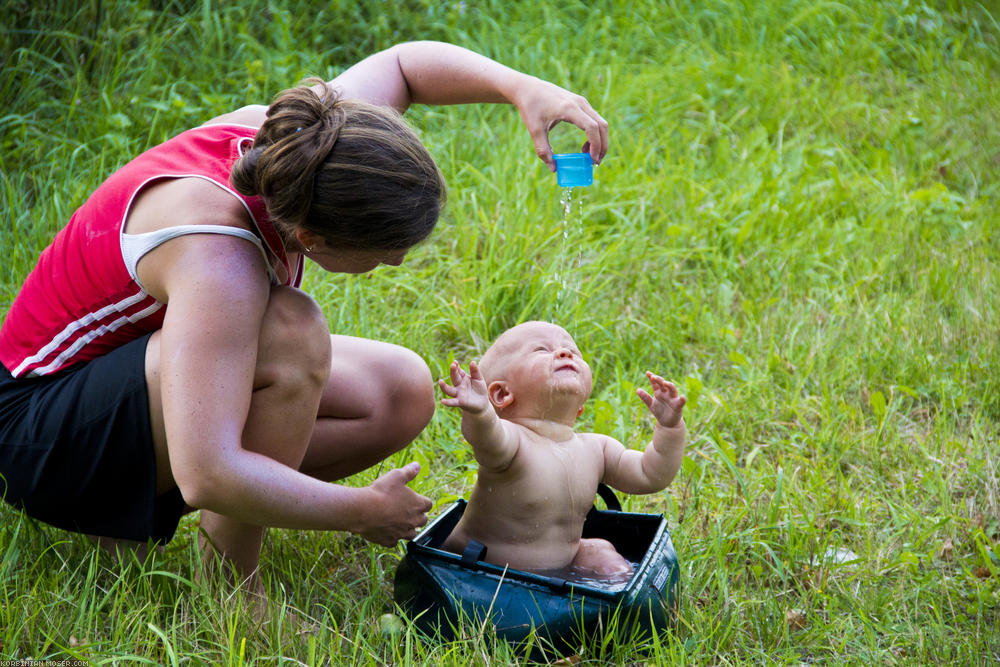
[499,322,593,405]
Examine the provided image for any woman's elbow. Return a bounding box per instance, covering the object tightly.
[172,465,227,511]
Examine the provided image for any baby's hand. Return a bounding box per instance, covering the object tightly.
[636,372,686,428]
[438,360,491,415]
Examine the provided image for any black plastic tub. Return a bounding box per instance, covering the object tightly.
[394,486,679,655]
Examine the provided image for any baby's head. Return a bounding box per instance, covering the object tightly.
[478,321,593,420]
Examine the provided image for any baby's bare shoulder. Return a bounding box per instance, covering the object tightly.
[577,431,619,450]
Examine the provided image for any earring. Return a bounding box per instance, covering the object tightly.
[306,246,314,253]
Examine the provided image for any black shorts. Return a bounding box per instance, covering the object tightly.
[0,334,185,543]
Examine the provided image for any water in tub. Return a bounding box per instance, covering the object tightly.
[533,560,635,592]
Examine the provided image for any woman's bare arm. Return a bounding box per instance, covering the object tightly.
[330,41,608,169]
[205,41,608,168]
[145,230,428,543]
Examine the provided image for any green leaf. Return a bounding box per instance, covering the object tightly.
[869,390,886,421]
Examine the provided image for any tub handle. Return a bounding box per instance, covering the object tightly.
[461,540,488,567]
[595,483,622,511]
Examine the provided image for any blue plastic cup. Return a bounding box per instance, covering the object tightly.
[552,152,593,187]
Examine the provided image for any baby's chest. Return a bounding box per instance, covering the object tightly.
[511,443,604,515]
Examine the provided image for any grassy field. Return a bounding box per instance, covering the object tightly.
[2,0,999,663]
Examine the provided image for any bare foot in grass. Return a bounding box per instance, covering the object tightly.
[196,558,319,637]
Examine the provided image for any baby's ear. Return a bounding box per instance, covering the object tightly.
[488,381,513,409]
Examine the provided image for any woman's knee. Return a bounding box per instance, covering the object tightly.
[257,287,331,391]
[383,344,435,434]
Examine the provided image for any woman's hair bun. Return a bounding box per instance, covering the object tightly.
[231,77,445,251]
[231,145,265,197]
[231,78,342,225]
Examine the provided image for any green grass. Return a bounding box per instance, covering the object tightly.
[2,0,999,663]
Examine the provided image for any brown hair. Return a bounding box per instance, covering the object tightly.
[232,78,446,250]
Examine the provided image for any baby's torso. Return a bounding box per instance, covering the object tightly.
[446,429,606,570]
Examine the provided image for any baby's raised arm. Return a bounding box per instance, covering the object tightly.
[601,372,687,494]
[438,360,519,471]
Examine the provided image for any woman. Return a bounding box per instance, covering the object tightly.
[0,41,608,585]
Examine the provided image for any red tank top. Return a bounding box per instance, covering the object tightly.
[0,124,303,378]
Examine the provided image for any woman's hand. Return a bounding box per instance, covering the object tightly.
[358,462,433,546]
[510,76,609,172]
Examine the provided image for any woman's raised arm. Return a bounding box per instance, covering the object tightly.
[330,41,608,170]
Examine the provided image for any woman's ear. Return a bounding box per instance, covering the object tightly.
[294,228,323,253]
[488,381,513,410]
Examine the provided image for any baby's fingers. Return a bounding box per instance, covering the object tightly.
[659,381,680,399]
[437,378,458,398]
[645,370,666,388]
[448,360,468,385]
[646,372,677,396]
[636,387,654,409]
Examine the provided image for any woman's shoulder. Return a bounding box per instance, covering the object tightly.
[201,105,268,129]
[130,177,251,232]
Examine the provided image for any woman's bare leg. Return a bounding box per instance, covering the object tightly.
[298,335,435,482]
[146,287,333,581]
[145,288,435,585]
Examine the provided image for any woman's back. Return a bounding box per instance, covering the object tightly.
[0,124,298,378]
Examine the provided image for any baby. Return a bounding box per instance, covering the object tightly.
[438,321,686,577]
